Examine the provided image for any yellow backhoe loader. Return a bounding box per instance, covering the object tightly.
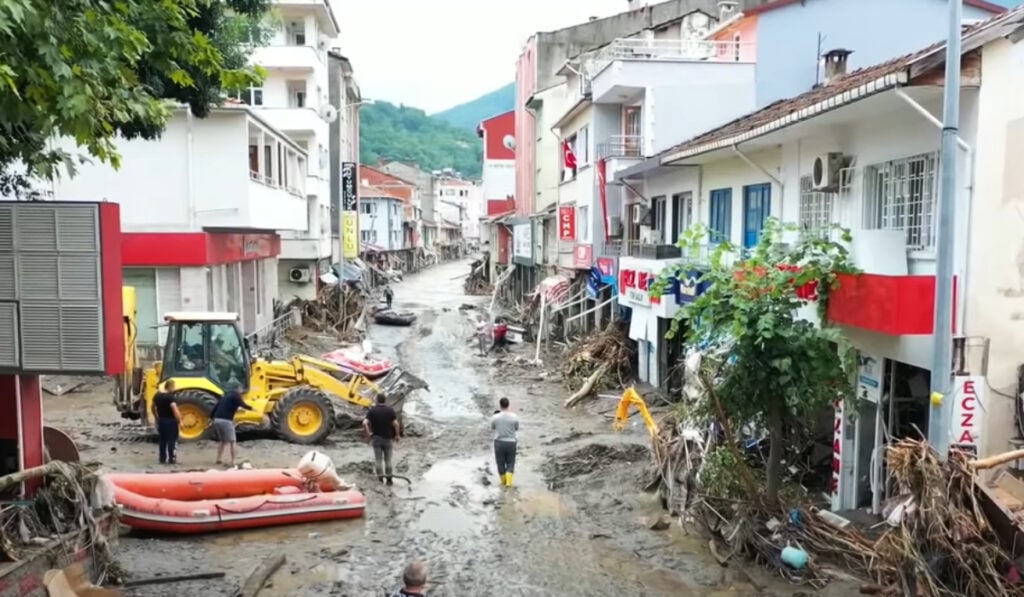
[114,287,428,445]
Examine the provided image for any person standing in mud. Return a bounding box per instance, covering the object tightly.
[211,385,254,466]
[384,284,394,310]
[363,394,400,485]
[152,380,182,465]
[391,560,428,597]
[491,398,519,487]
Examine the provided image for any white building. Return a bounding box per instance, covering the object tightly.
[248,0,345,299]
[358,189,404,252]
[435,175,479,244]
[613,8,1024,516]
[52,106,307,340]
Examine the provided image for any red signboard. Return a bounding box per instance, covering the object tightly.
[558,206,576,241]
[573,244,592,269]
[619,268,656,305]
[122,232,281,267]
[826,273,958,335]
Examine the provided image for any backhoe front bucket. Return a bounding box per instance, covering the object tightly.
[362,368,430,409]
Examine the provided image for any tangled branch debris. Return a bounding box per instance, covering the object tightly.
[649,419,1023,596]
[0,462,123,584]
[463,259,491,295]
[286,283,367,341]
[561,320,633,406]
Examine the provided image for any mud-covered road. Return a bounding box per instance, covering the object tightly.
[46,260,855,596]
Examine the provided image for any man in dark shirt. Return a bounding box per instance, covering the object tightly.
[212,386,254,466]
[390,561,428,597]
[152,380,182,465]
[362,395,400,485]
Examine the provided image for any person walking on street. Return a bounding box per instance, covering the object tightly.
[152,380,182,465]
[384,284,395,310]
[491,398,519,487]
[363,395,401,485]
[390,560,428,597]
[211,385,254,466]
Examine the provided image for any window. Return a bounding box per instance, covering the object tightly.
[798,175,834,239]
[650,196,667,243]
[864,152,938,251]
[578,125,590,166]
[229,86,263,106]
[671,192,693,244]
[733,33,742,62]
[208,323,247,389]
[709,188,732,243]
[286,22,305,46]
[562,133,579,182]
[361,230,378,243]
[361,202,375,214]
[578,205,590,242]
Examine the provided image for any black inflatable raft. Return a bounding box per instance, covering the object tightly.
[373,310,417,327]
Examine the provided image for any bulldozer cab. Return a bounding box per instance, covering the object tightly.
[159,312,251,392]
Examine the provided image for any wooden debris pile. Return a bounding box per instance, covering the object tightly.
[562,320,633,407]
[285,283,367,342]
[463,259,491,295]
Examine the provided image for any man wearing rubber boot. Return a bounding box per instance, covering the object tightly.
[491,398,519,487]
[363,394,400,485]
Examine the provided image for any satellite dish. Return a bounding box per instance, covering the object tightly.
[502,134,516,151]
[321,105,339,123]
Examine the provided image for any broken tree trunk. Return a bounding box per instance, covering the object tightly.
[0,461,66,493]
[971,449,1024,470]
[565,363,610,408]
[125,572,226,588]
[235,553,286,597]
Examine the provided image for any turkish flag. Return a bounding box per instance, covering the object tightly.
[563,141,577,170]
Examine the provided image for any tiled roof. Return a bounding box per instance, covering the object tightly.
[360,186,402,200]
[744,0,1005,16]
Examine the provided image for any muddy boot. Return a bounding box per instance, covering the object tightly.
[386,477,394,486]
[506,473,513,487]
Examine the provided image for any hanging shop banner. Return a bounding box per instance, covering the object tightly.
[342,212,358,258]
[586,267,602,300]
[573,244,593,269]
[512,222,533,265]
[341,162,358,211]
[674,270,710,304]
[558,206,576,241]
[951,376,985,455]
[596,257,616,285]
[830,399,845,510]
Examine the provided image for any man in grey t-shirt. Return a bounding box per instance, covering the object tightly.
[491,398,519,487]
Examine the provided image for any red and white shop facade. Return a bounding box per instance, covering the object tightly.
[121,231,281,345]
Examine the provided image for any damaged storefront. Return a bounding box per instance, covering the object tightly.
[618,256,707,395]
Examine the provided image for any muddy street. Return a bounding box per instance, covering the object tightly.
[47,260,841,596]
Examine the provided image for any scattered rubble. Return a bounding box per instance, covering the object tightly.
[286,283,368,342]
[463,259,491,295]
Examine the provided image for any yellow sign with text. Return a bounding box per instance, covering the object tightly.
[342,211,358,258]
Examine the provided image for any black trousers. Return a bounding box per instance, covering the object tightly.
[157,418,179,463]
[494,440,517,475]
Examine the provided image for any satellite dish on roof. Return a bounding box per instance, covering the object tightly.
[502,135,515,152]
[321,105,338,123]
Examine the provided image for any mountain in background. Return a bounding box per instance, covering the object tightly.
[359,101,482,178]
[431,83,515,131]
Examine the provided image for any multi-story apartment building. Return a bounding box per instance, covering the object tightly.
[49,1,359,346]
[328,51,362,265]
[478,111,517,279]
[52,107,308,340]
[608,5,1024,515]
[377,160,439,247]
[360,166,419,248]
[249,0,344,300]
[435,175,481,245]
[358,189,405,252]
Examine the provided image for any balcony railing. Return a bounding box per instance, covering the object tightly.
[598,135,644,159]
[597,38,755,63]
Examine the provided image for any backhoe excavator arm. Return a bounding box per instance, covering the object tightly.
[614,387,659,437]
[115,286,145,420]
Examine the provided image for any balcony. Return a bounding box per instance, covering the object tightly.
[257,107,328,138]
[598,135,643,159]
[250,45,321,71]
[587,38,756,107]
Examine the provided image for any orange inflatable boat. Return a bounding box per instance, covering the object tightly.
[104,468,366,534]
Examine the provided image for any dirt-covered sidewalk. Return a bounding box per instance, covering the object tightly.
[43,260,856,596]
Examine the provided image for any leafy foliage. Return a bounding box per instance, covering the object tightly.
[431,83,515,131]
[0,0,270,179]
[360,101,483,178]
[655,219,859,501]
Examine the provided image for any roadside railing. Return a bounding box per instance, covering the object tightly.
[246,309,301,356]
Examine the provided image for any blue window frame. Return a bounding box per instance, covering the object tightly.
[709,188,732,243]
[742,183,772,249]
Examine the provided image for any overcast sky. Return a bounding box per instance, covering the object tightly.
[331,0,627,114]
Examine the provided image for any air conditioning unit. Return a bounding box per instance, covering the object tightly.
[631,205,648,224]
[289,266,312,284]
[812,152,846,190]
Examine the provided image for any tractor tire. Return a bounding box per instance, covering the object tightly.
[270,387,336,445]
[174,390,219,442]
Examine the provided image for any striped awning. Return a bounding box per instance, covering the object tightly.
[537,274,571,306]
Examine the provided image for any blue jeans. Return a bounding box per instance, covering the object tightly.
[157,418,179,463]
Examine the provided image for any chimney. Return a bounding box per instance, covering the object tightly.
[717,0,739,21]
[823,49,853,84]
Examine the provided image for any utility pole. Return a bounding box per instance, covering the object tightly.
[928,0,961,457]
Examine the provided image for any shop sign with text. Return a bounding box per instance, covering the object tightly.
[674,270,709,304]
[573,244,592,269]
[342,212,358,258]
[558,206,576,241]
[619,268,657,306]
[951,376,985,454]
[596,257,616,285]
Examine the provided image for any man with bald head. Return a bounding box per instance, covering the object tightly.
[390,560,428,597]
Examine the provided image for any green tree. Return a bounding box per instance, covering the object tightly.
[657,220,858,502]
[0,0,270,182]
[359,100,482,178]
